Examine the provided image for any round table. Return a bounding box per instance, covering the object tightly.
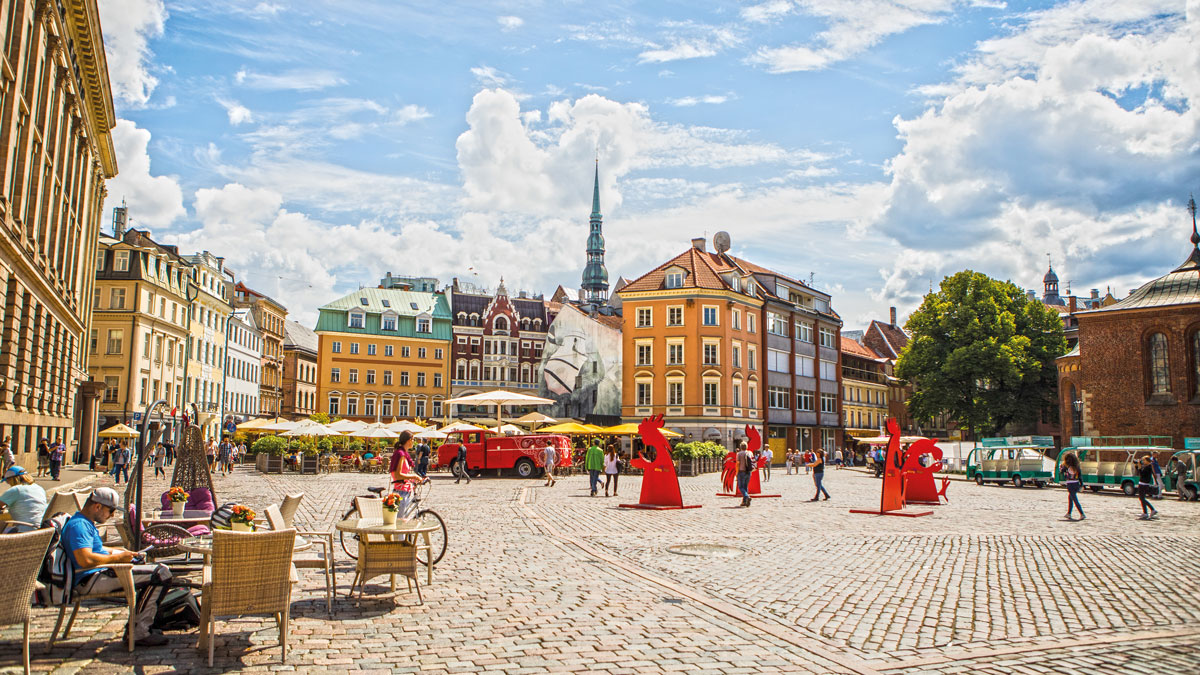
[180,533,312,559]
[334,518,439,589]
[145,509,213,526]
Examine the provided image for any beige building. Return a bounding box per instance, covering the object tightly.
[182,252,232,439]
[233,282,287,417]
[0,0,118,464]
[90,221,194,440]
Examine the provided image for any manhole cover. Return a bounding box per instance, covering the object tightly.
[667,543,744,557]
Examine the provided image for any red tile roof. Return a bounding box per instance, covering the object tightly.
[840,336,882,360]
[866,320,910,360]
[619,247,737,293]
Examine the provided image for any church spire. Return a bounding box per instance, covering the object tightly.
[581,159,609,304]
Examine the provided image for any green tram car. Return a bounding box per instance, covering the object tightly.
[1054,436,1176,496]
[967,436,1057,488]
[1163,438,1200,501]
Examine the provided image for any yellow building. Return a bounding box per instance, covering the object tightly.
[0,0,118,464]
[840,336,889,442]
[233,283,287,417]
[315,288,452,422]
[183,252,233,438]
[90,221,194,439]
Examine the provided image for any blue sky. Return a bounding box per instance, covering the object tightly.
[99,0,1200,327]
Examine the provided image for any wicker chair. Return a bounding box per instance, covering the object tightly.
[266,503,335,613]
[41,490,87,523]
[120,426,214,557]
[278,494,304,527]
[350,539,422,604]
[199,529,297,667]
[168,426,216,504]
[0,528,55,674]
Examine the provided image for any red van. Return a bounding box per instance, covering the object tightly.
[436,430,573,478]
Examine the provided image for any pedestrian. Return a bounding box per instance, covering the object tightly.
[453,441,471,484]
[164,441,175,465]
[205,438,217,473]
[543,443,557,487]
[1151,455,1165,499]
[603,444,620,497]
[217,436,234,476]
[153,443,167,478]
[803,450,812,475]
[415,440,431,478]
[111,440,130,485]
[784,450,793,475]
[807,449,830,501]
[49,439,65,481]
[36,439,50,477]
[834,448,843,469]
[736,441,755,507]
[585,438,604,496]
[1136,455,1159,520]
[1061,451,1085,520]
[1171,456,1191,500]
[1,438,14,476]
[759,446,771,481]
[846,448,855,468]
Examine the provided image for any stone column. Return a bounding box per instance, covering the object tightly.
[76,380,104,464]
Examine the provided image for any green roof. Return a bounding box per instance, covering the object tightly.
[315,288,452,339]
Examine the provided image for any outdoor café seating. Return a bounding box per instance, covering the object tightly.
[266,501,336,613]
[0,528,55,674]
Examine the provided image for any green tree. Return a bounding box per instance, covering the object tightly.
[896,270,1067,439]
[308,412,336,424]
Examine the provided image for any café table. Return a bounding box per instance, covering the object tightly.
[334,518,438,588]
[179,532,312,562]
[145,509,213,527]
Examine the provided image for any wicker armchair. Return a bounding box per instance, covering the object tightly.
[350,539,422,604]
[278,494,304,527]
[41,490,88,523]
[0,528,55,674]
[199,529,297,667]
[266,503,335,613]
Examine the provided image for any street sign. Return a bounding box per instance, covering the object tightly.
[132,412,142,422]
[1185,438,1200,450]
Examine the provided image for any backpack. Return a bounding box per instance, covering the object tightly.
[153,588,202,630]
[37,513,75,606]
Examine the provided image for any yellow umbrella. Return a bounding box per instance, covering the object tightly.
[98,423,139,438]
[601,423,683,438]
[536,422,593,435]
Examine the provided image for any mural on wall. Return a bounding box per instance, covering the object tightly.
[538,304,622,419]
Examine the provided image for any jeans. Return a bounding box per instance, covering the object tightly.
[1066,482,1084,517]
[50,459,61,480]
[589,469,601,494]
[813,472,830,498]
[736,471,751,500]
[417,458,429,477]
[1138,484,1156,514]
[112,463,128,484]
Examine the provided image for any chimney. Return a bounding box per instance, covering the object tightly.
[889,306,897,326]
[1026,289,1036,301]
[1068,296,1077,313]
[1090,288,1099,300]
[691,237,706,251]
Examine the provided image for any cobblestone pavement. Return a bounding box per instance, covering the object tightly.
[2,464,1198,673]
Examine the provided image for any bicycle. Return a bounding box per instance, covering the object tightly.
[339,479,447,566]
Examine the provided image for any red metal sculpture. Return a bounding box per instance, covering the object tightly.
[850,418,933,517]
[900,438,950,505]
[716,426,780,498]
[618,415,701,510]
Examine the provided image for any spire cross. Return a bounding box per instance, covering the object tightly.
[1189,194,1198,248]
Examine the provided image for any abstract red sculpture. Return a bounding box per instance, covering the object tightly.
[850,418,933,517]
[900,438,950,505]
[716,426,780,498]
[618,415,701,510]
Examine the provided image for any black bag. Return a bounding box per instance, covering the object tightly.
[153,588,201,631]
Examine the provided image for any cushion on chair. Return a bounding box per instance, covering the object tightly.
[187,488,214,512]
[187,524,211,536]
[160,492,172,510]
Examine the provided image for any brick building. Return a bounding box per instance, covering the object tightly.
[282,320,318,418]
[1058,211,1200,447]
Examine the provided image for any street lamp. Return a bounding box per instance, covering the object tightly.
[1071,398,1083,437]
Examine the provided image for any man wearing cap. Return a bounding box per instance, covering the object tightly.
[61,487,172,646]
[0,466,47,532]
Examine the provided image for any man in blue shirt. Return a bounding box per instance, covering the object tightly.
[62,487,171,646]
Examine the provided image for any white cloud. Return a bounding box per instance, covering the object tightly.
[234,68,346,91]
[98,0,167,107]
[103,120,185,230]
[666,94,730,106]
[637,24,741,64]
[741,0,796,23]
[216,97,253,125]
[252,2,283,16]
[497,15,524,31]
[470,65,510,87]
[638,41,720,63]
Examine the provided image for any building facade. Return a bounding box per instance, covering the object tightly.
[316,287,452,422]
[223,308,261,424]
[617,237,765,449]
[0,0,118,464]
[182,251,232,438]
[233,282,286,417]
[282,320,318,419]
[1058,212,1200,448]
[90,226,193,439]
[840,336,889,442]
[863,310,917,435]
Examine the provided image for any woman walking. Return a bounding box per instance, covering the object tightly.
[603,444,620,497]
[1061,452,1085,520]
[36,439,50,477]
[807,449,830,501]
[153,443,167,478]
[1137,455,1159,520]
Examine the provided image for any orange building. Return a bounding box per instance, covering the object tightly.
[617,237,764,446]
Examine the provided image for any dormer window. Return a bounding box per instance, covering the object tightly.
[382,313,397,331]
[382,299,391,308]
[665,272,684,289]
[416,315,432,333]
[359,297,368,305]
[729,275,740,292]
[745,282,754,297]
[348,310,365,329]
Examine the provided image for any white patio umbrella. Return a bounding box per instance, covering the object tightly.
[491,424,524,435]
[438,422,488,434]
[259,419,300,433]
[444,390,554,430]
[350,426,399,439]
[512,411,556,430]
[326,419,366,433]
[281,420,335,437]
[415,428,448,440]
[386,420,426,434]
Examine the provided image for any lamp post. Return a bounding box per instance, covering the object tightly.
[1072,398,1083,438]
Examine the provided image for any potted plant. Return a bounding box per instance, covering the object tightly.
[167,486,189,516]
[381,492,401,525]
[230,505,257,532]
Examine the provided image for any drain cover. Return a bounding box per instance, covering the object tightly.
[667,543,744,557]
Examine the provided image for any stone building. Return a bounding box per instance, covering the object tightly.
[233,282,287,417]
[223,308,261,425]
[840,336,889,442]
[181,251,232,438]
[1058,208,1200,447]
[0,0,118,464]
[282,320,318,419]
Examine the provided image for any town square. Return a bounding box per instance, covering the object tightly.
[2,0,1199,673]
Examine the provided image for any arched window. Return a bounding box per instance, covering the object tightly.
[1148,333,1170,395]
[1191,330,1200,399]
[494,316,509,331]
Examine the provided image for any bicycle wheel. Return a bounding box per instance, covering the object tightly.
[414,509,447,566]
[339,504,360,559]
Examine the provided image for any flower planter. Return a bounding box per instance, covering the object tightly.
[382,509,397,525]
[231,521,253,532]
[171,502,185,517]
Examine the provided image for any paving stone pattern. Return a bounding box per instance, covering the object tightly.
[1,464,1197,673]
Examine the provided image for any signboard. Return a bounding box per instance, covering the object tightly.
[980,437,1007,447]
[1009,435,1032,445]
[224,420,238,435]
[1186,438,1200,450]
[949,430,961,441]
[132,412,142,422]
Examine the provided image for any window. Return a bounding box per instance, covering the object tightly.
[435,348,443,360]
[748,346,757,371]
[795,355,814,377]
[667,306,683,326]
[110,288,126,309]
[1148,332,1170,394]
[747,383,757,408]
[104,376,119,403]
[767,312,788,336]
[402,346,411,358]
[636,381,652,406]
[349,311,364,329]
[668,381,683,406]
[702,306,718,326]
[434,373,442,388]
[636,343,652,366]
[419,347,427,359]
[768,386,790,409]
[115,251,130,271]
[457,336,467,344]
[796,321,813,343]
[636,308,652,328]
[747,314,756,333]
[366,369,376,384]
[819,360,837,381]
[364,398,375,417]
[820,392,837,413]
[331,341,342,353]
[382,316,397,331]
[732,343,741,368]
[346,398,358,416]
[417,372,426,387]
[93,289,100,308]
[703,343,719,365]
[384,370,393,385]
[415,399,426,417]
[381,398,393,417]
[367,344,376,356]
[819,327,836,348]
[349,369,359,384]
[704,381,719,406]
[797,390,814,411]
[398,399,409,417]
[385,345,394,357]
[96,251,105,271]
[456,361,466,379]
[667,343,684,365]
[349,342,359,355]
[89,329,98,353]
[732,310,740,330]
[665,271,683,289]
[106,329,123,354]
[416,318,432,333]
[767,349,790,373]
[400,372,410,386]
[433,400,444,417]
